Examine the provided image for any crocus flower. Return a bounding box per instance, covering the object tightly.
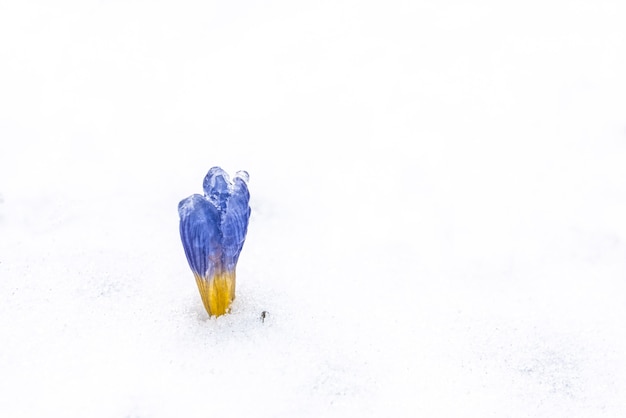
[178,167,251,317]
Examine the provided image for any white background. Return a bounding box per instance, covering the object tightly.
[1,1,626,416]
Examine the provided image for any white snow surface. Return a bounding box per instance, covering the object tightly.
[2,1,626,417]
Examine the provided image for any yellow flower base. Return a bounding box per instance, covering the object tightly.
[195,272,236,317]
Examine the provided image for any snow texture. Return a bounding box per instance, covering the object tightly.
[1,1,626,417]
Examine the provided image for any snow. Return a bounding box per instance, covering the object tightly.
[1,1,626,416]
